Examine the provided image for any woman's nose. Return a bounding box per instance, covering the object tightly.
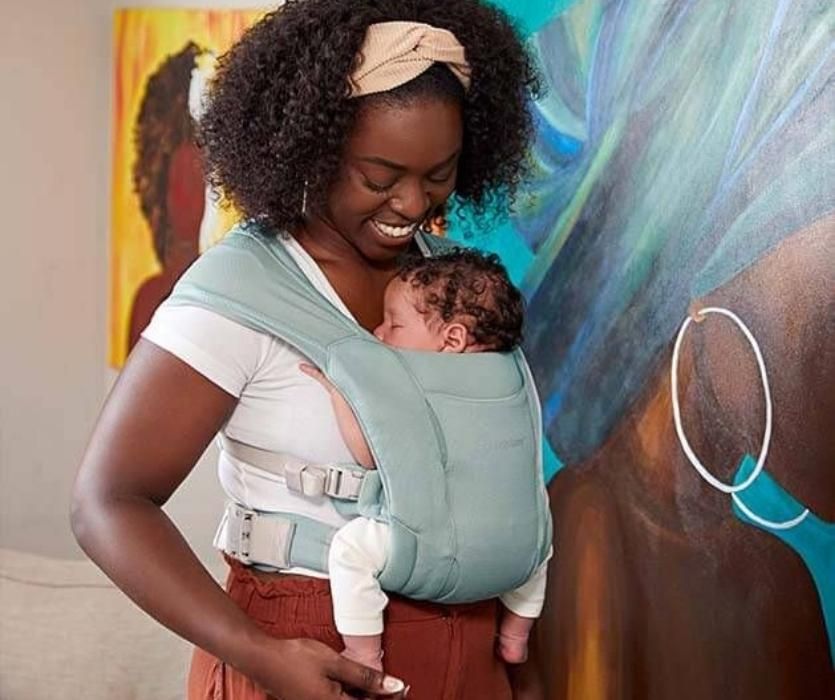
[390,180,431,222]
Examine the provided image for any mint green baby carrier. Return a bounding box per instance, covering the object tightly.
[169,223,552,604]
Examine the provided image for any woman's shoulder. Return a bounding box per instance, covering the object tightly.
[144,302,267,341]
[141,303,294,397]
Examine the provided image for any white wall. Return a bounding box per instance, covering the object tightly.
[0,1,272,561]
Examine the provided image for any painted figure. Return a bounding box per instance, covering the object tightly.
[128,42,206,351]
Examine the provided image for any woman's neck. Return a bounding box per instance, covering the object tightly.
[295,214,412,267]
[290,220,411,330]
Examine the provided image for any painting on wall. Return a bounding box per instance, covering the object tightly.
[109,8,265,368]
[460,0,834,696]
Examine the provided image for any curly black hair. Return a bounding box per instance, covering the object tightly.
[397,248,524,351]
[133,41,204,263]
[198,0,538,235]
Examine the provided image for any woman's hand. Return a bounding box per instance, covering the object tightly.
[243,635,408,699]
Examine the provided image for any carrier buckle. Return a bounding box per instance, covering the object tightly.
[223,504,295,569]
[323,465,365,500]
[226,504,256,565]
[284,462,364,501]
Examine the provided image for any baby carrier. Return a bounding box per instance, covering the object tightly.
[168,223,552,604]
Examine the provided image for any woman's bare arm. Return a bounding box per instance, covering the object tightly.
[71,340,405,699]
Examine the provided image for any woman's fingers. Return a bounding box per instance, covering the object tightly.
[329,655,408,698]
[254,638,404,699]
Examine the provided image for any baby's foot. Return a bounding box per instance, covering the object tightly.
[341,646,384,672]
[497,631,529,664]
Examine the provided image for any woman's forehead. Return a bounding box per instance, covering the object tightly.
[346,99,463,170]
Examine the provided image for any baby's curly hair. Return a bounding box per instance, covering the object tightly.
[397,249,524,351]
[133,42,204,263]
[198,0,538,234]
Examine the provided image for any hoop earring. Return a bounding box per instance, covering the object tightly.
[301,179,309,216]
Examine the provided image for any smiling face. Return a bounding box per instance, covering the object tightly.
[305,97,463,264]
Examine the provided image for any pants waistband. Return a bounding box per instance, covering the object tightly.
[223,554,500,626]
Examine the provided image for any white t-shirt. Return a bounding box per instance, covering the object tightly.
[141,235,357,578]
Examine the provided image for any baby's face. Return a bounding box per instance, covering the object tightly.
[373,279,447,351]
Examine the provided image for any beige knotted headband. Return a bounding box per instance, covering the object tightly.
[349,21,471,98]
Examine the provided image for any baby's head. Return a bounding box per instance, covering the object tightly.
[373,249,524,353]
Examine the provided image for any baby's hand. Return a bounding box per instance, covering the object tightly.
[299,363,337,394]
[300,363,376,469]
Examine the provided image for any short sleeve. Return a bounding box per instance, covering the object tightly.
[141,304,272,397]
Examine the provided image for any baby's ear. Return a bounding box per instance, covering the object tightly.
[442,323,469,353]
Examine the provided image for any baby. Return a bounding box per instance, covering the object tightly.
[300,248,549,671]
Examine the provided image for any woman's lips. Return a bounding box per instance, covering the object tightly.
[371,219,420,239]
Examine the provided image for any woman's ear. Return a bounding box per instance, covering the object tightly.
[441,323,469,353]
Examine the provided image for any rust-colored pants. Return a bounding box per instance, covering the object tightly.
[188,558,511,700]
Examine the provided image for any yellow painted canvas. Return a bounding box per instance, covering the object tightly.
[110,8,265,367]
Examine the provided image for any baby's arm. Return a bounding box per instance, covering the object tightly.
[299,363,375,468]
[497,548,553,664]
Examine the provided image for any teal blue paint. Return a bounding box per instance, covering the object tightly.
[488,0,579,37]
[543,439,564,483]
[732,455,835,664]
[448,215,535,291]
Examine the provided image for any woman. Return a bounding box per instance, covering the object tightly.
[71,1,539,698]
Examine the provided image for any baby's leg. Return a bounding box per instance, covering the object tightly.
[329,518,391,671]
[498,551,550,664]
[497,609,535,664]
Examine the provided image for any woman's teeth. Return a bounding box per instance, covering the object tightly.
[373,220,417,238]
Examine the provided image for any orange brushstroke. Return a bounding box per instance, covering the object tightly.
[567,506,610,699]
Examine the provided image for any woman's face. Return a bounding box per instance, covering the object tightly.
[315,97,463,262]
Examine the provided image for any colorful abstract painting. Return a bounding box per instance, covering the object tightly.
[109,8,264,367]
[460,0,835,696]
